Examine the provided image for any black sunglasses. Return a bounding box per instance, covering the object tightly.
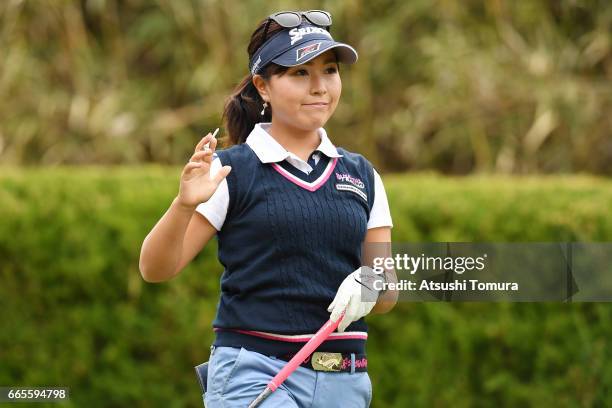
[261,10,332,46]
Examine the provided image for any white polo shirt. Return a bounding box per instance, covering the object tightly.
[196,123,393,231]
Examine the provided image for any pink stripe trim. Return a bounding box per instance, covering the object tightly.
[214,327,368,342]
[271,158,338,192]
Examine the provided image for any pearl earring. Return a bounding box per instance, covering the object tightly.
[260,101,268,116]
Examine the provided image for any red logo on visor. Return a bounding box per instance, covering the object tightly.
[296,42,322,61]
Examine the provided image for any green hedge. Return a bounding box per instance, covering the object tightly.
[0,167,610,407]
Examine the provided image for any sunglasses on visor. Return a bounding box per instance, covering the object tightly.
[261,10,332,45]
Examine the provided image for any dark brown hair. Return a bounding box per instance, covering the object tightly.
[222,19,290,145]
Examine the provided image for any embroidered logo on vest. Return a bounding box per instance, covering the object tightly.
[335,172,367,201]
[335,172,365,188]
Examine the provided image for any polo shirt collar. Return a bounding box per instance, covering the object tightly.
[246,122,343,164]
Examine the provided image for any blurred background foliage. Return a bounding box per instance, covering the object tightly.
[2,1,612,407]
[1,168,611,407]
[1,0,611,174]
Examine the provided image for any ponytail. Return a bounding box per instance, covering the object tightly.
[221,18,288,145]
[222,74,271,145]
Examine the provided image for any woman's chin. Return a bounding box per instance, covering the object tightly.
[300,113,329,128]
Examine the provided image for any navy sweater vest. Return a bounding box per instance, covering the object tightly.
[211,143,375,356]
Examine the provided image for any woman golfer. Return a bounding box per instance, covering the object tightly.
[140,9,395,407]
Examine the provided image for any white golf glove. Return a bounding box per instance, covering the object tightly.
[327,266,386,332]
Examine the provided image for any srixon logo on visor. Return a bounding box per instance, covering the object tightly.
[289,26,332,45]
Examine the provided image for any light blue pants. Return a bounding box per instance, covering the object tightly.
[203,346,372,407]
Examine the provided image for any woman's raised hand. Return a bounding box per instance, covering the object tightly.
[176,130,232,210]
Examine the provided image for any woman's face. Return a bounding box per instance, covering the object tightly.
[254,50,342,132]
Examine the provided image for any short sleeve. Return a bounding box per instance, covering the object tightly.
[367,168,393,229]
[195,157,229,231]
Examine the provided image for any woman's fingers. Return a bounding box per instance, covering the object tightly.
[336,303,354,332]
[194,132,214,153]
[183,161,204,175]
[194,136,207,152]
[327,298,337,313]
[209,135,218,152]
[330,298,349,324]
[189,149,214,163]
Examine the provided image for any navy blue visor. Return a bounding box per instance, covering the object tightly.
[249,23,358,75]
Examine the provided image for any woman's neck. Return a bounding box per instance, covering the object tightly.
[267,121,321,162]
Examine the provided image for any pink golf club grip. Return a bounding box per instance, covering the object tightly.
[247,310,346,407]
[268,310,345,391]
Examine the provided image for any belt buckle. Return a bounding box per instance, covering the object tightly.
[312,352,343,372]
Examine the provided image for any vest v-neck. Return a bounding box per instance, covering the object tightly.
[271,155,337,192]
